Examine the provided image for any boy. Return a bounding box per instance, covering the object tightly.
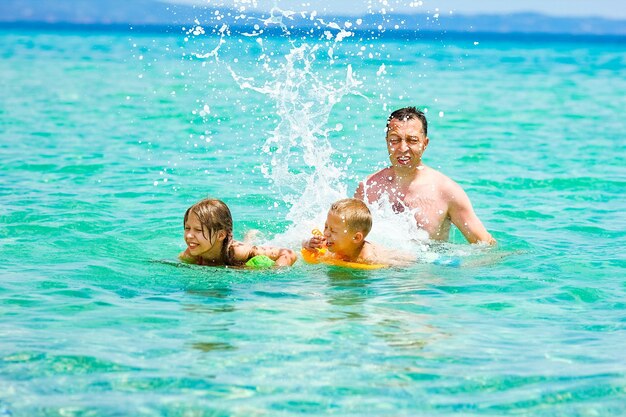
[302,198,413,266]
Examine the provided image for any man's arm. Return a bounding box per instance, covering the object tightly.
[447,183,496,245]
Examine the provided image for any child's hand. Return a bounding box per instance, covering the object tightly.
[302,235,326,251]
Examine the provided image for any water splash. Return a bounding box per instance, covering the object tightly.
[193,6,366,241]
[228,45,361,224]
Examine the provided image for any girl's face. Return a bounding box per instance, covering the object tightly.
[184,211,223,260]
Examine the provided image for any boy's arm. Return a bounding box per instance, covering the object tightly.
[365,242,415,266]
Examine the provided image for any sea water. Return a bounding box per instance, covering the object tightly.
[1,12,625,417]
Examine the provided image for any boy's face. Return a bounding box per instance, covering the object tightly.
[323,211,357,256]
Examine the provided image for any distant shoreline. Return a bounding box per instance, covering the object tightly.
[3,0,625,36]
[2,21,625,44]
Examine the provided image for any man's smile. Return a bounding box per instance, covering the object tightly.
[396,155,411,165]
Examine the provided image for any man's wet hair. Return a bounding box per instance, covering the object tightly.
[387,106,428,137]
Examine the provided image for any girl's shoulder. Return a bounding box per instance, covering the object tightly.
[229,240,255,262]
[179,249,197,264]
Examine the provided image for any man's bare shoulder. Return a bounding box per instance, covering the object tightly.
[421,165,461,193]
[355,167,393,200]
[363,167,393,185]
[426,167,474,209]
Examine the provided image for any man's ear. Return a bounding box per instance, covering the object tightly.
[352,231,364,244]
[216,230,227,241]
[424,136,430,148]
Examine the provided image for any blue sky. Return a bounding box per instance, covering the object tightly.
[166,0,626,19]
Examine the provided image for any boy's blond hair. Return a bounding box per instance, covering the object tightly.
[329,198,372,236]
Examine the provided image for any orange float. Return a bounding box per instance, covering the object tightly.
[301,229,387,270]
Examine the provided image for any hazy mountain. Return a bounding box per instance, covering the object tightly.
[0,0,180,25]
[1,0,625,36]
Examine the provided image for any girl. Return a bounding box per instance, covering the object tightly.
[179,198,297,267]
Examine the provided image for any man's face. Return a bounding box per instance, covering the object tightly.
[386,118,429,170]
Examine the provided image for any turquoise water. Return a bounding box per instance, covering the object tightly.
[1,21,626,416]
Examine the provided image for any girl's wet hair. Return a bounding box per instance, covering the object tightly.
[387,106,428,137]
[184,198,235,265]
[329,198,373,237]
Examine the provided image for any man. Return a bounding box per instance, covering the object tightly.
[354,107,495,245]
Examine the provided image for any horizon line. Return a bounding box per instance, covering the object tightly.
[2,21,625,43]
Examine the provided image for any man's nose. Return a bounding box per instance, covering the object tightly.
[396,140,409,151]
